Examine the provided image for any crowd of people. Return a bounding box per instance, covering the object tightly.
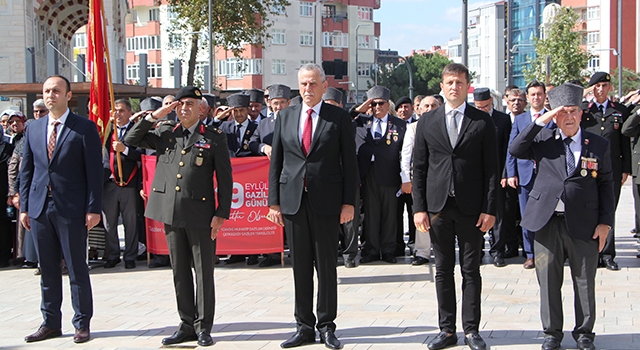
[3,63,640,350]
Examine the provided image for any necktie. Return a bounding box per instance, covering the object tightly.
[302,109,313,155]
[48,121,60,160]
[448,111,459,148]
[564,137,575,176]
[598,104,604,115]
[118,127,126,141]
[374,119,382,140]
[533,113,540,119]
[183,129,190,144]
[235,123,242,145]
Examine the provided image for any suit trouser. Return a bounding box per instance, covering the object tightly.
[284,192,339,334]
[429,197,484,334]
[534,214,598,341]
[413,228,431,259]
[396,193,416,251]
[22,226,38,263]
[633,178,640,232]
[600,181,621,260]
[0,213,12,263]
[362,168,398,258]
[518,182,535,258]
[489,184,520,257]
[32,196,93,330]
[165,225,216,334]
[340,185,360,260]
[102,182,139,261]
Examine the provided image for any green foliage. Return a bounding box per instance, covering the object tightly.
[524,7,591,85]
[166,0,290,86]
[373,53,452,102]
[610,67,640,96]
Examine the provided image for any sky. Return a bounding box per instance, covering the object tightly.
[376,0,494,56]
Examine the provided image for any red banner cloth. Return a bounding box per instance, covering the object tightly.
[141,155,283,255]
[87,0,110,144]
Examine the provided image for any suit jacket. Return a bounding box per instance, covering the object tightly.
[125,119,233,227]
[581,99,631,182]
[506,110,554,186]
[491,110,512,178]
[19,112,103,219]
[219,119,257,158]
[102,123,142,188]
[354,114,407,188]
[621,104,640,181]
[412,103,498,216]
[268,102,358,216]
[510,123,615,240]
[249,114,276,155]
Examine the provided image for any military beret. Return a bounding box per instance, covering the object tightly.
[140,96,163,111]
[588,71,611,87]
[394,96,412,110]
[473,87,492,101]
[547,83,584,109]
[246,89,265,104]
[175,86,202,100]
[202,94,216,108]
[290,95,302,107]
[322,87,343,103]
[227,93,250,108]
[367,86,391,101]
[268,84,291,100]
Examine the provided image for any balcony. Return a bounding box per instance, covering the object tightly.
[323,11,348,22]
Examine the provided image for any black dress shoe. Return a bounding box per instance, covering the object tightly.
[464,332,486,350]
[343,258,356,268]
[197,332,214,346]
[162,330,198,345]
[320,330,342,349]
[359,255,378,264]
[24,326,62,342]
[247,255,259,265]
[541,336,561,350]
[22,261,38,268]
[103,258,121,268]
[576,336,595,350]
[225,255,246,264]
[428,331,458,350]
[382,254,397,263]
[259,256,280,267]
[73,328,90,343]
[124,260,136,269]
[603,258,619,271]
[493,256,506,267]
[412,256,429,266]
[149,255,171,268]
[280,331,315,348]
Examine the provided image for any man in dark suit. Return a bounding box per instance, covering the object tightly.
[510,83,614,350]
[20,75,103,344]
[249,84,291,159]
[413,63,498,350]
[506,82,551,269]
[219,93,257,159]
[102,99,142,269]
[581,71,631,271]
[247,88,266,124]
[355,86,407,264]
[267,64,358,349]
[473,88,518,267]
[125,86,233,347]
[621,93,640,256]
[394,96,417,255]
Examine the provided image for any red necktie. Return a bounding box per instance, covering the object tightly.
[533,113,540,119]
[48,121,60,160]
[302,109,313,155]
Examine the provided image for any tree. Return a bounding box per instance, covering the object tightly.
[373,53,451,102]
[167,0,290,86]
[610,67,640,96]
[524,7,591,86]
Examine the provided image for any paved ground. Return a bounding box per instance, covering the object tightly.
[1,183,639,350]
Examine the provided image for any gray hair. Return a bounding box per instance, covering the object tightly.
[509,88,525,98]
[298,63,326,82]
[33,99,46,109]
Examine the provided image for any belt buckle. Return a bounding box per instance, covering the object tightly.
[448,192,455,197]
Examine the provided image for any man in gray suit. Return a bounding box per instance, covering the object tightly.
[125,86,232,347]
[268,64,358,349]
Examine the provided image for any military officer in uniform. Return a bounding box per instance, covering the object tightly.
[581,72,631,271]
[125,86,233,347]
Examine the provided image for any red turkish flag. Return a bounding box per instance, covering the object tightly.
[87,0,110,144]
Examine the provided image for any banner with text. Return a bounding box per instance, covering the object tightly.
[141,155,283,255]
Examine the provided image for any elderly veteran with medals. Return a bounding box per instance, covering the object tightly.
[510,83,615,350]
[219,93,258,158]
[125,86,233,347]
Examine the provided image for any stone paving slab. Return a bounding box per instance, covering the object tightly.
[1,184,639,349]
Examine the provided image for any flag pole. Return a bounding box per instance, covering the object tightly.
[99,0,124,186]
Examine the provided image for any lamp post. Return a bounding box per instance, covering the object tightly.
[462,0,468,66]
[617,0,622,97]
[208,0,213,93]
[355,23,372,103]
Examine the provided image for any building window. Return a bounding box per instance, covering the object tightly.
[358,63,371,77]
[73,33,86,48]
[301,60,313,66]
[127,36,161,51]
[300,31,313,46]
[126,64,139,80]
[586,7,599,20]
[271,29,286,45]
[300,2,313,17]
[470,56,480,69]
[587,31,599,45]
[271,4,286,15]
[272,59,286,75]
[357,35,371,49]
[168,6,178,20]
[322,32,348,48]
[147,64,162,78]
[357,7,373,21]
[217,58,263,78]
[168,33,183,49]
[588,56,600,70]
[149,8,160,22]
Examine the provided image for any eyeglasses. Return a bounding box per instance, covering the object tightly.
[370,101,387,107]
